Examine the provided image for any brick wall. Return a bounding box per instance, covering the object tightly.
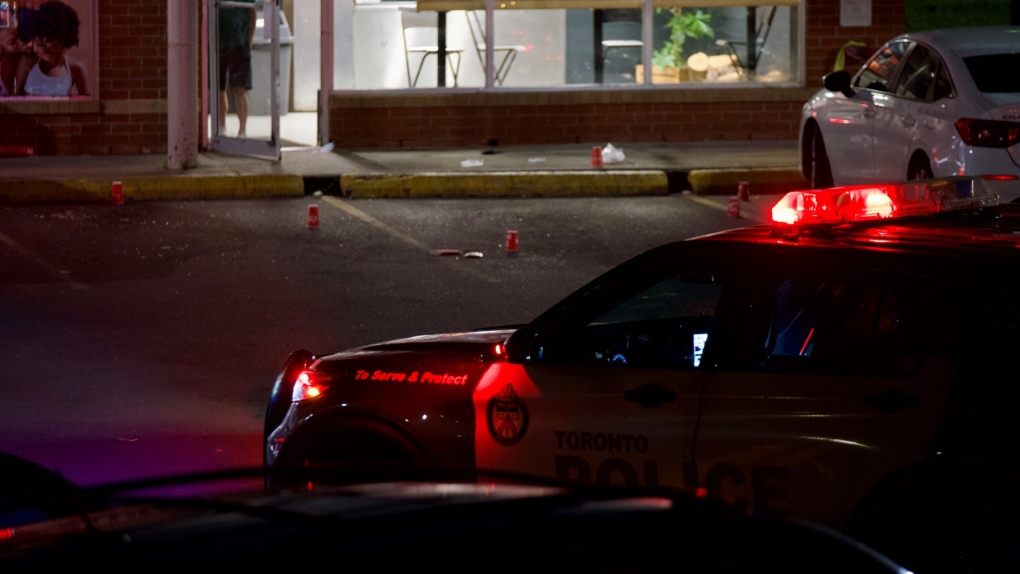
[0,0,168,155]
[333,94,816,148]
[805,0,905,84]
[332,0,907,149]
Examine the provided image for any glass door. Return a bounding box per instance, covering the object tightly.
[209,0,281,159]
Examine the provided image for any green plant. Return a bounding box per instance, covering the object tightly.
[652,8,713,69]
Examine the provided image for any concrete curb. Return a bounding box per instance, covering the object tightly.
[340,170,670,198]
[688,167,808,195]
[0,174,305,204]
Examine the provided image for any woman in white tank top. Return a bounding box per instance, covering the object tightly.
[21,2,87,97]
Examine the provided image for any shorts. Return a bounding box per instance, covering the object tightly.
[218,45,252,91]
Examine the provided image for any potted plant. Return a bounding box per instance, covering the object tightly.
[638,8,713,83]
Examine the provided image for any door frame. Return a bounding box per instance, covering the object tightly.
[208,0,281,159]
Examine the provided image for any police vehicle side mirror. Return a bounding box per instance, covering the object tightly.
[823,70,855,98]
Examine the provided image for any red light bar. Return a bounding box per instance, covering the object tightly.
[771,177,998,225]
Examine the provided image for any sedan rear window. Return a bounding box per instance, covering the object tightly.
[964,53,1020,93]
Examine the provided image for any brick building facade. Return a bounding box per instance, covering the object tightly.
[0,0,904,155]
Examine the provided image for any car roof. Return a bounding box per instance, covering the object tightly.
[901,26,1020,58]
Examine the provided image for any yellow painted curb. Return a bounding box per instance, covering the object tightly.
[688,168,808,195]
[340,171,668,198]
[0,174,304,204]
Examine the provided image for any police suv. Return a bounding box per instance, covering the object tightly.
[265,178,1020,573]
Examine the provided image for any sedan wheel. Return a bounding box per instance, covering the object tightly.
[908,155,933,180]
[808,125,834,188]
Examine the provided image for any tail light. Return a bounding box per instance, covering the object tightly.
[292,371,331,402]
[955,118,1020,148]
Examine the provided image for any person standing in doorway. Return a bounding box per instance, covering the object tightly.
[218,0,256,137]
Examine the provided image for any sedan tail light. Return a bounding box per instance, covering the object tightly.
[955,118,1020,148]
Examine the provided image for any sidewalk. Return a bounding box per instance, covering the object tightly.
[0,140,806,205]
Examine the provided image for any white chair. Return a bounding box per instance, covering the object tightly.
[715,6,777,79]
[464,10,524,86]
[401,8,465,88]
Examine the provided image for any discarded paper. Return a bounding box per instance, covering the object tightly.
[602,143,625,164]
[527,157,546,164]
[460,159,484,168]
[463,252,484,258]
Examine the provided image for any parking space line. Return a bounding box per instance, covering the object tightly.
[322,196,498,283]
[685,194,764,223]
[0,231,88,290]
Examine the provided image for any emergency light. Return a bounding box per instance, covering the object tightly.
[292,371,331,402]
[771,177,999,225]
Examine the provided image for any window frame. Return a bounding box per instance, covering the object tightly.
[336,0,805,92]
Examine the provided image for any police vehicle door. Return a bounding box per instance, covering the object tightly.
[476,263,729,488]
[694,271,953,528]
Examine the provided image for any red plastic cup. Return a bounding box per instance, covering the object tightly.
[111,181,124,205]
[307,204,320,229]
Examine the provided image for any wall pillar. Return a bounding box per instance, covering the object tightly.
[168,0,199,171]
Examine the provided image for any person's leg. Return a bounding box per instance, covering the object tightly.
[235,45,253,137]
[232,86,249,137]
[224,45,253,137]
[218,90,228,134]
[218,49,229,134]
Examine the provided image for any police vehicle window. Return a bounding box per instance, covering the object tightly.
[553,271,724,369]
[853,41,908,92]
[893,45,938,100]
[760,279,913,373]
[963,53,1020,93]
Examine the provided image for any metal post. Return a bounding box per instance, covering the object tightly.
[593,9,603,85]
[438,11,447,87]
[641,0,652,85]
[269,0,280,155]
[200,0,209,150]
[746,7,756,79]
[319,0,334,146]
[168,0,199,171]
[485,0,494,89]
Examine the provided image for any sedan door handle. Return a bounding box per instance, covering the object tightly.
[863,108,877,118]
[901,115,917,128]
[865,389,920,414]
[624,384,677,408]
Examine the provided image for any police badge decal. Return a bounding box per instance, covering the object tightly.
[487,383,528,446]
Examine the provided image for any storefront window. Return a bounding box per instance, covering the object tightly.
[339,0,799,90]
[0,0,96,98]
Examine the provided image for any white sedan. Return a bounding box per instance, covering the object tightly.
[800,26,1020,202]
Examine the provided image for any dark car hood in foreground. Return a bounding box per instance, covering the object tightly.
[0,470,908,574]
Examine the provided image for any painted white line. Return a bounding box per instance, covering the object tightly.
[685,194,764,223]
[322,196,498,283]
[0,231,88,290]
